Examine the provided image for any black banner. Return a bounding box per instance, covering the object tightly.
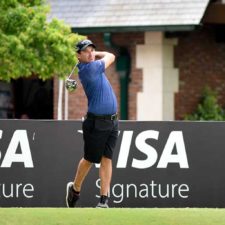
[0,120,225,207]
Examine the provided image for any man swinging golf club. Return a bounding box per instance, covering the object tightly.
[66,39,119,208]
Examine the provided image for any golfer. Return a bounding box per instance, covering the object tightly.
[66,39,119,208]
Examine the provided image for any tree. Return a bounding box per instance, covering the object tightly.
[0,0,84,81]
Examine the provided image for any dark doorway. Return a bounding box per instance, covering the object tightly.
[12,78,53,119]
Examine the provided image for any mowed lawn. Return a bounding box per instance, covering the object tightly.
[0,208,225,225]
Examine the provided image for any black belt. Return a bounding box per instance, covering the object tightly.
[86,112,118,120]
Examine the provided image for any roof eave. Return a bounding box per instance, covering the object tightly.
[72,24,198,34]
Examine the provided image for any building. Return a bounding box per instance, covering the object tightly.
[48,0,225,120]
[1,0,225,120]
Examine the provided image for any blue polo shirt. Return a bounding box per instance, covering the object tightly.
[78,60,117,115]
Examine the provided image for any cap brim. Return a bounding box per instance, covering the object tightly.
[80,44,96,51]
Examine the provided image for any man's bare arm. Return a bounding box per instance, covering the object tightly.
[95,51,115,69]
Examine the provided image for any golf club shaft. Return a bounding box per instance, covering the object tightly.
[68,63,78,79]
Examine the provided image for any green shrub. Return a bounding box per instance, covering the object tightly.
[185,86,225,121]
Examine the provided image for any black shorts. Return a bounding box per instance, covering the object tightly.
[82,116,119,163]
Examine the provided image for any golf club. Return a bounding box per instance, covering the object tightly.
[65,63,78,92]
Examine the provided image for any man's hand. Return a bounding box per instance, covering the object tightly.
[95,51,115,69]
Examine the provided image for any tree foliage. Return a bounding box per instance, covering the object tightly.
[0,0,84,81]
[185,86,225,121]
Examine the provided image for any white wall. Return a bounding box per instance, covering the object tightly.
[136,32,178,120]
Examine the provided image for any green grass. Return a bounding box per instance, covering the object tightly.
[0,208,225,225]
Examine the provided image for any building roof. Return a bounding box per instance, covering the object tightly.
[47,0,210,33]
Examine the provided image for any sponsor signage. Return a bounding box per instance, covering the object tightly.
[0,120,225,207]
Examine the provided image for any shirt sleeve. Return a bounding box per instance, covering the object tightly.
[87,60,105,76]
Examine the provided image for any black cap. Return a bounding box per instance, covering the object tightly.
[75,39,96,52]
